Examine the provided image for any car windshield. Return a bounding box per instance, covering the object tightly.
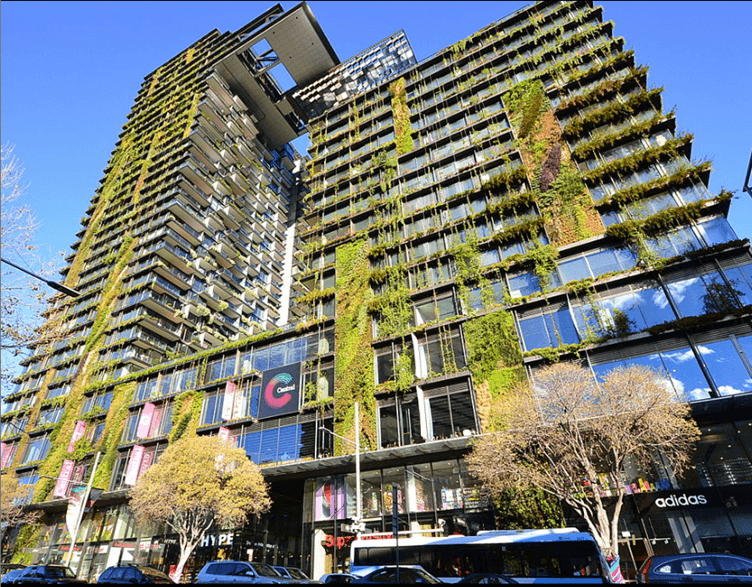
[288,568,307,579]
[251,563,281,577]
[140,567,170,579]
[47,567,75,578]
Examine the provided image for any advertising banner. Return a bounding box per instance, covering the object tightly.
[148,405,164,438]
[221,381,237,421]
[314,476,346,521]
[138,449,154,480]
[136,402,156,438]
[258,363,301,420]
[124,445,145,486]
[218,426,230,443]
[54,459,75,498]
[68,420,87,453]
[65,485,87,538]
[0,442,12,469]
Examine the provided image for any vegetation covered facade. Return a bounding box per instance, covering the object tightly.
[3,0,752,581]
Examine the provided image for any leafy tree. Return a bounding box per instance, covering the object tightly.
[129,436,271,581]
[1,143,62,391]
[1,473,42,548]
[467,362,700,559]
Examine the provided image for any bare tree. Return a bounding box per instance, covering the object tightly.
[1,143,62,392]
[467,362,700,559]
[1,472,42,549]
[129,436,271,582]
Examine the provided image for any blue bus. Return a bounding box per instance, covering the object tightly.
[350,528,613,583]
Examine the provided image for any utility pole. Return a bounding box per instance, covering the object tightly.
[354,402,362,538]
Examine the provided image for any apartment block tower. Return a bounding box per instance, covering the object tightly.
[3,0,752,582]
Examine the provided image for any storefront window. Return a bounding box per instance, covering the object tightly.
[432,460,463,511]
[687,422,752,487]
[361,471,383,518]
[406,464,435,513]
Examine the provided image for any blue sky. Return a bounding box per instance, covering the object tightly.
[2,0,751,271]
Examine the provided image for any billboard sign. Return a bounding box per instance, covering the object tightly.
[257,363,301,420]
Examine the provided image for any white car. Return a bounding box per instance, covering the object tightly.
[196,561,298,584]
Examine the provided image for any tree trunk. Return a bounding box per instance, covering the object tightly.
[170,542,197,583]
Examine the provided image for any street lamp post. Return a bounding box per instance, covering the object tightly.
[1,256,80,297]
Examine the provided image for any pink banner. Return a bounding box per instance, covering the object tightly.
[148,405,164,438]
[54,459,75,498]
[218,427,230,442]
[221,381,236,421]
[232,387,245,420]
[124,445,145,486]
[68,420,87,453]
[138,450,154,480]
[0,442,12,469]
[136,403,156,438]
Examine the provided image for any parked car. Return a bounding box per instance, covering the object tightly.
[270,566,314,582]
[638,553,752,583]
[457,574,517,584]
[1,566,27,585]
[352,565,443,584]
[97,563,174,584]
[11,565,86,584]
[318,573,361,584]
[196,560,298,583]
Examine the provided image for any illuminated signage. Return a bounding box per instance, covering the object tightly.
[257,363,301,420]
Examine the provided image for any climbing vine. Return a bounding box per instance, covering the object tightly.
[334,238,377,452]
[389,77,413,155]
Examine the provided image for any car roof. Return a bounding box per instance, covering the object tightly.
[648,553,750,561]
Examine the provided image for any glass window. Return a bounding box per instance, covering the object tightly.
[559,256,591,283]
[724,264,752,305]
[668,272,741,317]
[518,307,579,352]
[432,460,464,510]
[379,404,399,449]
[659,347,714,401]
[698,217,737,246]
[508,271,541,298]
[699,339,752,396]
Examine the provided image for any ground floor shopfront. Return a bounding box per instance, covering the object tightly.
[17,398,752,582]
[19,445,495,582]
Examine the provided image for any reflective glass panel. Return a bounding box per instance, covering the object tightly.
[699,339,752,396]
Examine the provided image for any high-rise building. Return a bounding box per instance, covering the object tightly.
[2,0,752,581]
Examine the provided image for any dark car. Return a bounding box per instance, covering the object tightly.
[638,553,752,583]
[352,565,443,584]
[97,564,174,584]
[457,573,517,584]
[1,567,27,585]
[11,565,86,584]
[318,573,361,584]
